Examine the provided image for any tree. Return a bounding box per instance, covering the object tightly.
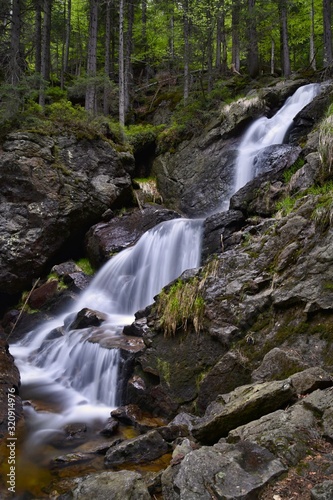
[323,0,332,67]
[119,0,126,125]
[232,0,241,72]
[247,0,259,77]
[85,0,99,113]
[39,0,53,107]
[279,0,291,76]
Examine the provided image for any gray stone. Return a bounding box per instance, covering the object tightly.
[290,367,333,395]
[162,440,286,500]
[251,348,307,383]
[105,429,169,467]
[71,470,151,500]
[192,379,297,444]
[228,403,318,466]
[311,480,333,500]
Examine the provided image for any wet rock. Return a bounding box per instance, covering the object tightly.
[0,335,23,439]
[51,261,82,277]
[191,379,297,445]
[230,145,301,217]
[162,440,286,500]
[51,452,92,468]
[111,404,166,432]
[201,209,246,261]
[70,471,151,500]
[104,429,170,467]
[64,422,87,440]
[68,308,108,330]
[85,205,181,267]
[123,317,149,337]
[63,272,91,292]
[28,280,59,309]
[99,417,119,437]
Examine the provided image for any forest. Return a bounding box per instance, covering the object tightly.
[1,0,333,138]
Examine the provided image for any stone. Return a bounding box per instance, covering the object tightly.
[290,367,333,395]
[311,480,333,500]
[68,308,108,330]
[70,471,151,500]
[228,403,317,466]
[99,417,119,437]
[28,280,59,309]
[162,440,286,500]
[191,379,297,445]
[0,131,134,298]
[85,205,181,267]
[111,404,166,432]
[251,348,307,383]
[105,429,170,467]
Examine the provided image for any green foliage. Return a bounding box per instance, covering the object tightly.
[46,99,87,123]
[125,123,165,149]
[283,157,305,183]
[275,196,297,216]
[157,278,205,337]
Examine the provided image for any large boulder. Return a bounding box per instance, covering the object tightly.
[0,132,134,297]
[85,205,181,267]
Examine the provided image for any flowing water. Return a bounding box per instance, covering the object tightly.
[233,83,321,193]
[7,82,321,494]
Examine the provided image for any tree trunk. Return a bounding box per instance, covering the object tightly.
[119,0,125,126]
[9,0,22,85]
[232,0,240,72]
[271,37,275,74]
[34,0,42,74]
[323,0,333,67]
[39,0,52,107]
[216,1,227,75]
[309,0,316,70]
[247,0,259,77]
[206,4,213,92]
[183,0,190,103]
[125,0,134,115]
[64,0,71,76]
[104,0,111,115]
[279,0,291,77]
[85,0,98,114]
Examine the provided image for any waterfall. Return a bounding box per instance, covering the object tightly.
[10,82,320,449]
[233,83,321,193]
[11,217,203,443]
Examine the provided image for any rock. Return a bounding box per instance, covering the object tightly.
[311,480,333,500]
[162,440,286,500]
[99,417,119,437]
[251,348,308,383]
[51,452,92,468]
[51,261,82,277]
[229,145,301,217]
[201,209,246,261]
[289,152,321,193]
[0,335,23,439]
[123,317,149,337]
[68,308,108,330]
[85,205,181,267]
[104,429,170,467]
[70,470,151,500]
[191,379,297,445]
[0,132,133,298]
[28,280,59,309]
[111,404,166,432]
[197,351,252,414]
[228,403,317,466]
[302,387,333,415]
[290,367,333,395]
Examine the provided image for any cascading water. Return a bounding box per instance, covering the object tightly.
[9,83,321,476]
[233,83,321,193]
[11,217,203,445]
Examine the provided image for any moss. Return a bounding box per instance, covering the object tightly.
[75,258,94,276]
[283,157,305,183]
[156,358,171,387]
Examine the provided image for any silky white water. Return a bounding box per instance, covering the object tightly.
[233,83,321,193]
[10,83,320,451]
[11,217,203,445]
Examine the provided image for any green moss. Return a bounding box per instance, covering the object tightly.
[76,258,94,276]
[156,358,171,387]
[283,157,305,183]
